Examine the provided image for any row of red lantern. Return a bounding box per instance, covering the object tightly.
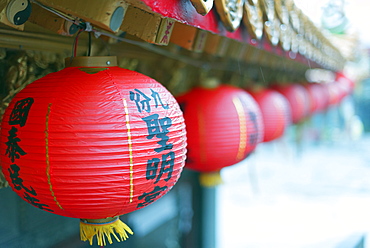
[176,85,279,178]
[0,56,354,246]
[176,72,354,179]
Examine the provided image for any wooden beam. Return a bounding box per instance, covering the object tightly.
[0,23,88,53]
[119,5,174,45]
[36,0,127,32]
[27,3,78,36]
[170,22,197,50]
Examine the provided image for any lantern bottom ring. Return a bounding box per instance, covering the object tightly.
[80,216,119,225]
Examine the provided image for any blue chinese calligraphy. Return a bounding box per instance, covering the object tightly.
[5,127,26,162]
[145,151,175,183]
[142,114,173,153]
[130,88,169,113]
[135,89,176,209]
[9,97,34,127]
[137,185,168,208]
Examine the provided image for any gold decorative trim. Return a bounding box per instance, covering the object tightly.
[45,103,63,210]
[232,96,247,160]
[123,98,134,203]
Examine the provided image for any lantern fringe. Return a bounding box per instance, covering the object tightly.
[199,171,223,187]
[80,217,133,246]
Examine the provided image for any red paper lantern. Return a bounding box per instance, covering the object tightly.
[336,72,355,94]
[325,72,355,107]
[0,57,187,246]
[333,72,355,103]
[272,84,311,123]
[176,85,263,175]
[304,83,330,114]
[249,88,291,142]
[304,83,319,113]
[325,82,342,106]
[317,83,331,112]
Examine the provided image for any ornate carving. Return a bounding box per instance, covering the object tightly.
[243,0,263,40]
[189,0,214,16]
[0,171,7,188]
[280,23,291,51]
[286,0,301,34]
[260,0,279,45]
[274,0,291,50]
[290,28,299,53]
[275,0,289,25]
[215,0,244,32]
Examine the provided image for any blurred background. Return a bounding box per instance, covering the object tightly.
[218,1,370,247]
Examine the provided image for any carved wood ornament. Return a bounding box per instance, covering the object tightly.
[215,0,244,32]
[243,0,263,40]
[190,0,214,16]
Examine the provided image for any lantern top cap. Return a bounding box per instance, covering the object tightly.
[65,56,117,68]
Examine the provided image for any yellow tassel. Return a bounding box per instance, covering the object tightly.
[80,216,133,246]
[199,171,223,187]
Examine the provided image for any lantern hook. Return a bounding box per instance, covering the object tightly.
[71,23,93,58]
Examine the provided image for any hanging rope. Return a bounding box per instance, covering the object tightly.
[87,32,92,56]
[72,28,84,57]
